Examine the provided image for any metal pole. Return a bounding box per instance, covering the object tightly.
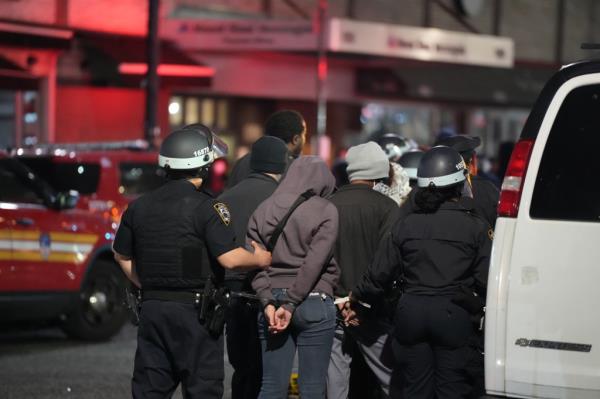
[145,0,160,148]
[315,0,328,157]
[423,0,432,27]
[493,0,502,35]
[555,0,565,64]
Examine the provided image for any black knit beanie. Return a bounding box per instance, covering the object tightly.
[250,136,288,174]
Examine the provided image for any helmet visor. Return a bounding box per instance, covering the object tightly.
[211,132,229,159]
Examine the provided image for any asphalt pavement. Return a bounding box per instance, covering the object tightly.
[0,323,234,399]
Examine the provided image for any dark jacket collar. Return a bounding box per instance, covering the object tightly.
[439,196,476,212]
[336,183,374,192]
[247,172,279,183]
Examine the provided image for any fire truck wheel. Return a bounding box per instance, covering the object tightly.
[62,260,129,341]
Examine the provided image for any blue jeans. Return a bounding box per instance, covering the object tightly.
[257,289,336,399]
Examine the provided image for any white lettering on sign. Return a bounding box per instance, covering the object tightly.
[164,18,514,68]
[163,19,317,51]
[328,18,514,68]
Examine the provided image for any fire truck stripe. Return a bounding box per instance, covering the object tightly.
[0,250,10,260]
[0,230,98,244]
[10,241,94,254]
[50,233,98,244]
[0,240,10,250]
[12,251,81,263]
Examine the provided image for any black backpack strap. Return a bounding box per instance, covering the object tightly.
[266,189,316,252]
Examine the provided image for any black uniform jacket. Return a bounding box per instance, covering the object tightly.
[329,184,400,297]
[354,197,492,304]
[471,175,500,228]
[398,178,499,229]
[218,172,278,281]
[113,179,238,288]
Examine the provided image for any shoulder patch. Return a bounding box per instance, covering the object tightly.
[213,202,231,226]
[488,228,494,240]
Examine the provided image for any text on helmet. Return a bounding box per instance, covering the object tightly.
[193,147,210,157]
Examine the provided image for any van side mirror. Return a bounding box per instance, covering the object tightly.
[54,190,80,210]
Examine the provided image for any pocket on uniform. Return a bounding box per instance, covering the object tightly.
[294,297,327,324]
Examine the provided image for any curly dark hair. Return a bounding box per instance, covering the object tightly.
[414,184,463,213]
[264,110,305,144]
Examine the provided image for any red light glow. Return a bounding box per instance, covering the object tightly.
[212,159,228,175]
[118,63,215,77]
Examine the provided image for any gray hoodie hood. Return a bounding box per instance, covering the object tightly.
[275,155,336,198]
[247,155,339,305]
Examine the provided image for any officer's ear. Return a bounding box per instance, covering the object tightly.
[196,167,210,180]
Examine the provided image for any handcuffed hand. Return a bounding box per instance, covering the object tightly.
[335,297,360,327]
[265,304,277,328]
[264,304,292,335]
[269,307,292,334]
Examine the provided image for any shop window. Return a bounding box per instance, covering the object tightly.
[168,96,183,126]
[22,91,40,146]
[185,97,199,125]
[217,99,229,129]
[170,96,230,130]
[201,99,215,127]
[0,91,15,149]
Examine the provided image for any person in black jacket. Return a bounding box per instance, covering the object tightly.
[227,110,306,188]
[112,125,272,399]
[218,136,289,399]
[327,142,400,399]
[350,146,492,399]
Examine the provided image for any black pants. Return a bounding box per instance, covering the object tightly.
[465,332,485,399]
[392,294,473,399]
[132,300,224,399]
[225,296,262,399]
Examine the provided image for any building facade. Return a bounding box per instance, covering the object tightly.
[1,0,598,162]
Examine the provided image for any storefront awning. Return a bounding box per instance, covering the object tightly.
[356,62,555,107]
[0,20,73,49]
[0,55,38,90]
[78,32,213,87]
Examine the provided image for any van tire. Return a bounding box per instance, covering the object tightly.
[61,260,129,341]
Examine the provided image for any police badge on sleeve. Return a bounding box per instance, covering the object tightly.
[213,203,231,226]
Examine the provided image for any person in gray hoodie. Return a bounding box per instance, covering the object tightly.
[248,156,340,399]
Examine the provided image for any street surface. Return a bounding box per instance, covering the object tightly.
[0,323,234,399]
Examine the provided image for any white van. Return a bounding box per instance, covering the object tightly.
[485,60,600,398]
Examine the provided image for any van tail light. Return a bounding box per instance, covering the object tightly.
[498,139,535,218]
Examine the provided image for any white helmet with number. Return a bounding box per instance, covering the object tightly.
[158,124,228,171]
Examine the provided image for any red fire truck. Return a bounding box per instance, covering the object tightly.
[0,152,128,340]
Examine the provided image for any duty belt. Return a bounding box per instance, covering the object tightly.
[142,290,206,305]
[142,289,261,304]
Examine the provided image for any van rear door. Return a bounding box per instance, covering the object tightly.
[502,74,600,398]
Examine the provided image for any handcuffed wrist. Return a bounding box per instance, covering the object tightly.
[262,299,277,309]
[280,302,296,314]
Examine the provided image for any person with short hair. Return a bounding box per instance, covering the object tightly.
[227,110,307,188]
[327,142,400,399]
[218,136,289,399]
